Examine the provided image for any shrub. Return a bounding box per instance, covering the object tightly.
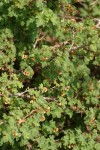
[0,0,100,149]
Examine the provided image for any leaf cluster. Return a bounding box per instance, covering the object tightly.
[0,0,100,150]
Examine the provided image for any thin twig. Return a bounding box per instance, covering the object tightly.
[24,109,36,119]
[91,0,100,8]
[33,30,45,48]
[0,91,57,102]
[93,18,100,29]
[13,88,29,96]
[58,14,84,21]
[50,41,69,50]
[70,45,83,51]
[33,35,44,48]
[43,97,56,102]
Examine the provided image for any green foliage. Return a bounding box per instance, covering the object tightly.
[0,0,100,149]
